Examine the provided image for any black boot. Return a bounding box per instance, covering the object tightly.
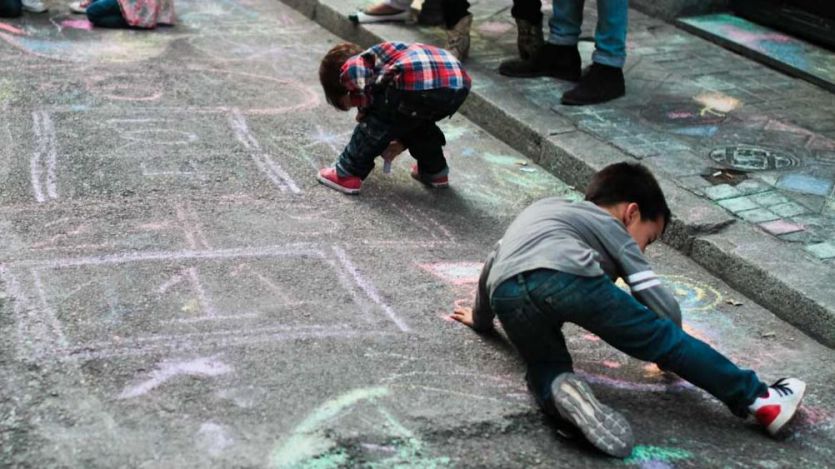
[561,63,625,105]
[417,0,444,26]
[498,43,581,81]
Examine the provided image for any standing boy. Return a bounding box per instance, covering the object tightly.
[317,42,470,194]
[453,162,806,457]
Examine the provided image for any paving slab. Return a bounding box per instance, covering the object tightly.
[284,0,835,347]
[1,0,834,467]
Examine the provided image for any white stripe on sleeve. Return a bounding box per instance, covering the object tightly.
[631,278,662,292]
[627,270,656,284]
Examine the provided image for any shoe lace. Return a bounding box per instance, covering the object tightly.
[770,378,793,397]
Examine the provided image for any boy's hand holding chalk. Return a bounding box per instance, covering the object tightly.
[381,140,406,174]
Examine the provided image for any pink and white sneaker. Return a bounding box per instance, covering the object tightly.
[410,164,449,188]
[317,167,362,194]
[749,378,806,436]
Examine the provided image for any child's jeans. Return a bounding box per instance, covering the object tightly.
[0,0,22,17]
[336,86,469,180]
[491,269,766,418]
[86,0,129,28]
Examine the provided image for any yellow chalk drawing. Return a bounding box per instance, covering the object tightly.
[660,275,723,312]
[694,92,741,117]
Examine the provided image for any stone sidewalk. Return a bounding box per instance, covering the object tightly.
[281,0,835,347]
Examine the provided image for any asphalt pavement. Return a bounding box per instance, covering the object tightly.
[0,0,833,467]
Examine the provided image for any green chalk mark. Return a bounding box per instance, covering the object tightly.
[624,445,692,464]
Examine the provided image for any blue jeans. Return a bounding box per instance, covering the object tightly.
[491,269,766,418]
[548,0,627,68]
[336,87,469,180]
[0,0,21,17]
[86,0,129,28]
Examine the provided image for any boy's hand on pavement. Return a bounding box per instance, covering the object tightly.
[451,306,475,328]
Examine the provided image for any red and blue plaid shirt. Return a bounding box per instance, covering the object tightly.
[340,41,471,109]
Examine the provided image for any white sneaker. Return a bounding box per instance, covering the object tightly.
[749,378,806,436]
[347,9,410,24]
[22,0,48,13]
[69,0,88,14]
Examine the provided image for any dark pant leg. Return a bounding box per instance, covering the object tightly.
[86,0,129,28]
[442,0,470,29]
[525,270,767,417]
[0,0,22,17]
[492,275,574,412]
[511,0,543,23]
[399,121,448,175]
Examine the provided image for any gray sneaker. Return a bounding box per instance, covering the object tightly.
[551,373,634,458]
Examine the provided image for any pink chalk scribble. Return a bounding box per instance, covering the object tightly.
[418,261,483,286]
[61,19,93,31]
[0,22,25,35]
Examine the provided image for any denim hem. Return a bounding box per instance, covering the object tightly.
[591,50,625,68]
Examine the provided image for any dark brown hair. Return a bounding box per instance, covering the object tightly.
[585,162,671,228]
[319,42,364,110]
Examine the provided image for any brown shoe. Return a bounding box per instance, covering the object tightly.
[445,14,472,61]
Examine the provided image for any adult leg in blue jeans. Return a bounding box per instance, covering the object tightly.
[86,0,129,28]
[556,0,628,104]
[0,0,22,17]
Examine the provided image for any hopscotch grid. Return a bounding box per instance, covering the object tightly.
[5,244,408,359]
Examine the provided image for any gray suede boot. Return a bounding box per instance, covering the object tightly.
[516,17,544,61]
[445,14,473,61]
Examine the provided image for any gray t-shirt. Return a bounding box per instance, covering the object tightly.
[472,198,681,331]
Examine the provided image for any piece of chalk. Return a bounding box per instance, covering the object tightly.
[383,160,392,174]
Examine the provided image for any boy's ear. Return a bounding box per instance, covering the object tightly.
[624,202,641,226]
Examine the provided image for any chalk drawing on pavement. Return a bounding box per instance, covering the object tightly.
[3,243,407,360]
[272,386,450,468]
[659,275,723,313]
[118,355,232,399]
[710,145,800,172]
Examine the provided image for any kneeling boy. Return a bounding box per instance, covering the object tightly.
[453,162,805,457]
[317,41,470,194]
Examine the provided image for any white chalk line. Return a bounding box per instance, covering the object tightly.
[331,245,410,333]
[31,269,69,350]
[229,109,301,194]
[118,355,233,399]
[41,111,58,200]
[0,265,65,360]
[67,329,394,361]
[174,201,211,250]
[30,111,45,203]
[187,266,217,318]
[9,244,324,269]
[167,312,262,324]
[30,111,59,203]
[398,198,455,242]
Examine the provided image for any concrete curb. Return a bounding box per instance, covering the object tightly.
[279,0,835,348]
